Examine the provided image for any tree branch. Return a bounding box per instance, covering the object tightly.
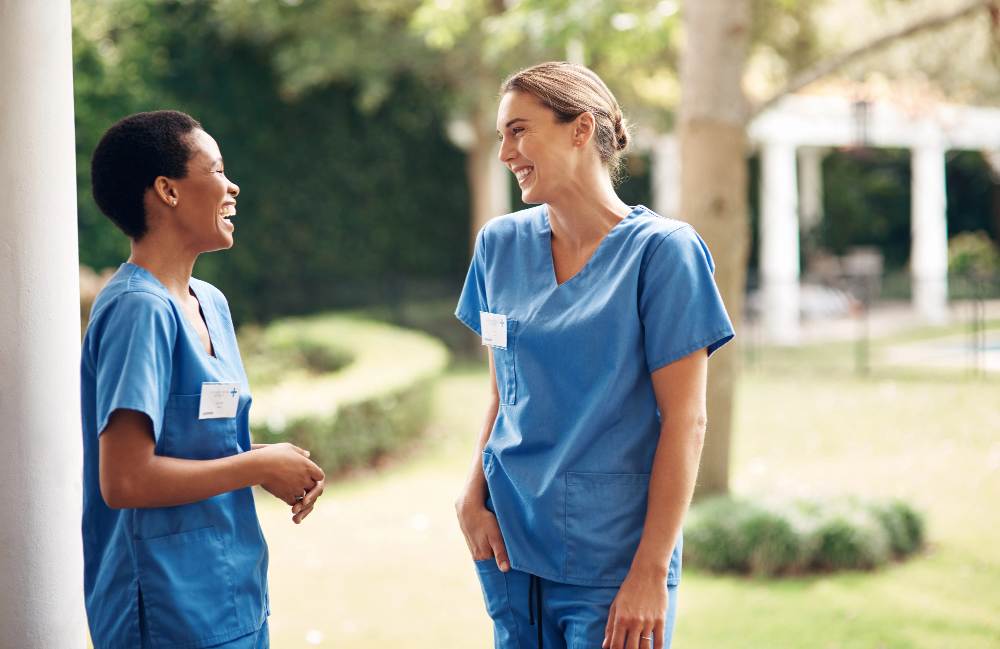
[751,0,996,118]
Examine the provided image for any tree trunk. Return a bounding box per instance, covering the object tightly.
[678,0,752,498]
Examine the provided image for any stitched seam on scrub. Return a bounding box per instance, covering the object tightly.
[501,568,526,649]
[646,327,734,373]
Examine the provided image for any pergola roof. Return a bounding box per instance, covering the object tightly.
[749,93,1000,150]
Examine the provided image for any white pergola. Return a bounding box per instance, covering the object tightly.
[651,93,1000,345]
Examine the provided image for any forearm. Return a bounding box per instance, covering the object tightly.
[632,416,706,575]
[104,449,268,510]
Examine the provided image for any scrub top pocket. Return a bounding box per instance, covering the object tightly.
[565,472,650,583]
[492,319,517,406]
[136,526,242,648]
[162,394,240,460]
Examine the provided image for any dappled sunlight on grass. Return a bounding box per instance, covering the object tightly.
[676,362,1000,648]
[256,368,491,648]
[259,350,1000,647]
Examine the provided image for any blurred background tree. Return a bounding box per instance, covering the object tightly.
[73,0,1000,495]
[74,0,471,323]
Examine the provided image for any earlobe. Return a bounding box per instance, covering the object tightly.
[152,176,177,207]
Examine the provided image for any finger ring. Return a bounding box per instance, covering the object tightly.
[640,636,652,641]
[295,495,304,502]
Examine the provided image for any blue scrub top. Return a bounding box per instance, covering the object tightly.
[456,205,734,588]
[81,264,268,649]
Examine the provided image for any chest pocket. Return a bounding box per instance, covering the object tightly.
[161,394,240,460]
[492,319,517,406]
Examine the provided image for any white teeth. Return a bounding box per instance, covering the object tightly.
[515,167,533,181]
[219,205,235,218]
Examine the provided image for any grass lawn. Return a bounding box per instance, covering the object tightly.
[258,343,1000,648]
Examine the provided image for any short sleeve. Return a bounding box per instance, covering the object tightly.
[455,228,488,336]
[92,292,178,440]
[639,226,735,372]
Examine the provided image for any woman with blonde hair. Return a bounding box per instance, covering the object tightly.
[455,62,733,649]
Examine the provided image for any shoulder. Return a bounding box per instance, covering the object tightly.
[626,207,715,276]
[629,207,709,257]
[628,207,697,245]
[190,277,229,309]
[478,205,546,249]
[89,265,175,323]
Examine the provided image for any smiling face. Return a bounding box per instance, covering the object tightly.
[497,91,592,205]
[150,128,240,252]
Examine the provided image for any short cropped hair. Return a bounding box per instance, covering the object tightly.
[90,110,202,240]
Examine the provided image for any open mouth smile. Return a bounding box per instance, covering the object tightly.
[514,167,534,184]
[220,204,236,229]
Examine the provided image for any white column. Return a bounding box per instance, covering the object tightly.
[760,141,801,345]
[651,133,680,220]
[0,1,87,646]
[797,146,825,231]
[910,144,949,323]
[489,140,512,219]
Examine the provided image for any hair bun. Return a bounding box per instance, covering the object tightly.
[613,112,629,152]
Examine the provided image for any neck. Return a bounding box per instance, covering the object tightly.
[545,167,631,250]
[127,231,200,301]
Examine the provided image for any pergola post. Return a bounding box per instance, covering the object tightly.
[651,133,681,220]
[910,144,949,323]
[0,0,87,646]
[797,146,826,232]
[759,140,801,345]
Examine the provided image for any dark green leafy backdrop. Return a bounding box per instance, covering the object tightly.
[74,1,469,324]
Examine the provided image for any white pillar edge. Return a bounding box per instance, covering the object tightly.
[759,140,801,346]
[651,133,680,220]
[910,144,949,324]
[0,0,88,646]
[797,146,826,232]
[489,140,512,219]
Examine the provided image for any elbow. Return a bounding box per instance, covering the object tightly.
[691,413,708,450]
[100,474,139,510]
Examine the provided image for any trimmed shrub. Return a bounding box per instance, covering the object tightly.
[684,496,925,577]
[242,314,449,475]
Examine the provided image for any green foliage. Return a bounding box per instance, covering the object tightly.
[73,0,470,323]
[684,496,925,577]
[948,230,999,277]
[817,149,913,269]
[242,314,449,475]
[232,0,684,135]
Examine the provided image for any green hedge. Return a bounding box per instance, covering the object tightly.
[241,314,449,476]
[683,496,925,577]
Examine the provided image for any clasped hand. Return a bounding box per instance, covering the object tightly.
[256,442,325,524]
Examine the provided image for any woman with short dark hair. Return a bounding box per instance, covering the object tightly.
[455,63,734,649]
[82,110,324,649]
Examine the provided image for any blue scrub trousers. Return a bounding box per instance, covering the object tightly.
[139,591,269,649]
[475,560,678,649]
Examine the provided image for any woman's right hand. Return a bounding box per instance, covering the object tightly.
[257,442,325,505]
[456,490,510,571]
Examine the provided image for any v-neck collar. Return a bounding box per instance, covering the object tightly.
[125,263,220,361]
[542,205,641,288]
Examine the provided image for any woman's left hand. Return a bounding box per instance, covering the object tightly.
[290,478,324,524]
[253,443,324,523]
[603,562,669,649]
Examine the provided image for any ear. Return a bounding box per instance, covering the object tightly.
[152,176,178,207]
[572,112,596,148]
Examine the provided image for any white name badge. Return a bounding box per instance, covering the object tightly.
[199,382,240,419]
[480,312,507,349]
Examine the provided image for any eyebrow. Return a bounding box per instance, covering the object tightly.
[504,118,527,129]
